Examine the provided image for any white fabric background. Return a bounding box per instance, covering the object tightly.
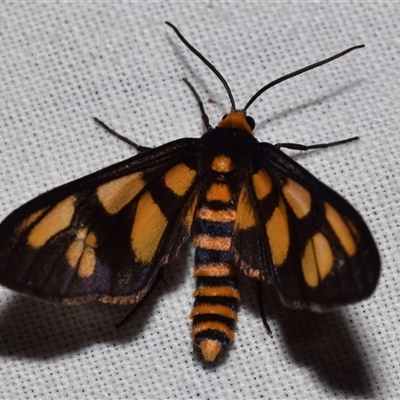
[0,2,398,399]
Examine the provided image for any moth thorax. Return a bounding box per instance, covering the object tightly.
[210,155,235,174]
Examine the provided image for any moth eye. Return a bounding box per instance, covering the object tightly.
[221,114,227,120]
[245,116,255,130]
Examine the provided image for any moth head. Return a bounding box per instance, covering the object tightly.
[217,111,255,135]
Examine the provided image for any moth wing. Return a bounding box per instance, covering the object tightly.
[233,142,380,311]
[0,138,200,305]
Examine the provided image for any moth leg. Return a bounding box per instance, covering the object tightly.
[93,117,152,152]
[182,78,212,131]
[275,136,358,151]
[256,281,272,336]
[115,268,165,329]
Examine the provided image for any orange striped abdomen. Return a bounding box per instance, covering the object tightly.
[191,210,240,362]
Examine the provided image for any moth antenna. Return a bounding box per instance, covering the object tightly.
[183,78,212,131]
[243,45,365,112]
[165,21,236,111]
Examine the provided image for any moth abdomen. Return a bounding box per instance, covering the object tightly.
[191,264,240,362]
[190,159,241,362]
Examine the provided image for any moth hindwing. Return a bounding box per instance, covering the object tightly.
[0,22,379,363]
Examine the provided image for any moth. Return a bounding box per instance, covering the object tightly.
[0,22,380,362]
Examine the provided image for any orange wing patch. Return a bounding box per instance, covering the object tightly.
[28,196,75,248]
[97,172,145,215]
[325,202,357,256]
[252,169,273,200]
[163,163,197,196]
[282,178,312,218]
[17,208,48,233]
[266,197,290,266]
[301,232,334,287]
[235,187,256,230]
[66,228,98,278]
[131,191,168,263]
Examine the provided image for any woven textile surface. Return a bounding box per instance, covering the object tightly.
[0,3,398,399]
